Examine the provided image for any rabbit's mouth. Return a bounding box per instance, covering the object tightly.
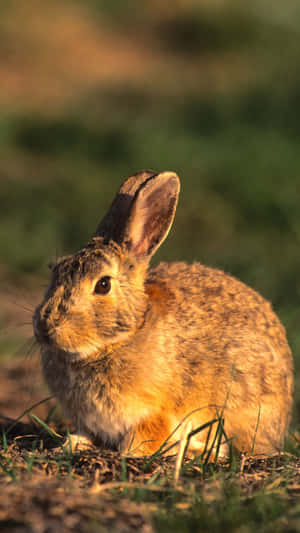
[34,321,103,359]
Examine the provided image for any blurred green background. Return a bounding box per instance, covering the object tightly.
[0,0,300,422]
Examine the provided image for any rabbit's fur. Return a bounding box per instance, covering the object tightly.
[33,171,293,456]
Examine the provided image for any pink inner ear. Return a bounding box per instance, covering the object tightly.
[131,186,177,258]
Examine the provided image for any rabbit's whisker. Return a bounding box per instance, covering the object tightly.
[3,289,35,313]
[13,336,39,360]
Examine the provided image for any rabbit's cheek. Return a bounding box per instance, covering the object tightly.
[50,313,101,356]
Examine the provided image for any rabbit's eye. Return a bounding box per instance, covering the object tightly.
[94,276,111,295]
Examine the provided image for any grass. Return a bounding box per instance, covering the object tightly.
[0,404,299,532]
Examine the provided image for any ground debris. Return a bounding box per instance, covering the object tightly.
[0,476,153,533]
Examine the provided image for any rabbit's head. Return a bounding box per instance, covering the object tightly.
[33,171,180,358]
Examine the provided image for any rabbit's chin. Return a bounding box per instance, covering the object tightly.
[38,334,103,361]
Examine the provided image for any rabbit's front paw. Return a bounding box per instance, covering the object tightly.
[62,433,95,452]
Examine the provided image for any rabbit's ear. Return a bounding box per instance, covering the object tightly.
[124,171,180,259]
[95,170,156,243]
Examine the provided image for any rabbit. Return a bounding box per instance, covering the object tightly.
[33,170,294,457]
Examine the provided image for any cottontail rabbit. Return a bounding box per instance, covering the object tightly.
[33,170,293,457]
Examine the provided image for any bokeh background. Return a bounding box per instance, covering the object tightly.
[1,0,300,427]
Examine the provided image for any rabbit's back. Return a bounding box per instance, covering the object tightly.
[147,261,289,352]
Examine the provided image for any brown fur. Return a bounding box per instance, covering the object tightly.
[33,171,293,457]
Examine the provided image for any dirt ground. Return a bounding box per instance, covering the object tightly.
[0,285,50,419]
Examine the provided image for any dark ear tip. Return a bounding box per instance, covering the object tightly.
[95,170,180,244]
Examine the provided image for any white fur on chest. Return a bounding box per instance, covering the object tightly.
[82,387,152,444]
